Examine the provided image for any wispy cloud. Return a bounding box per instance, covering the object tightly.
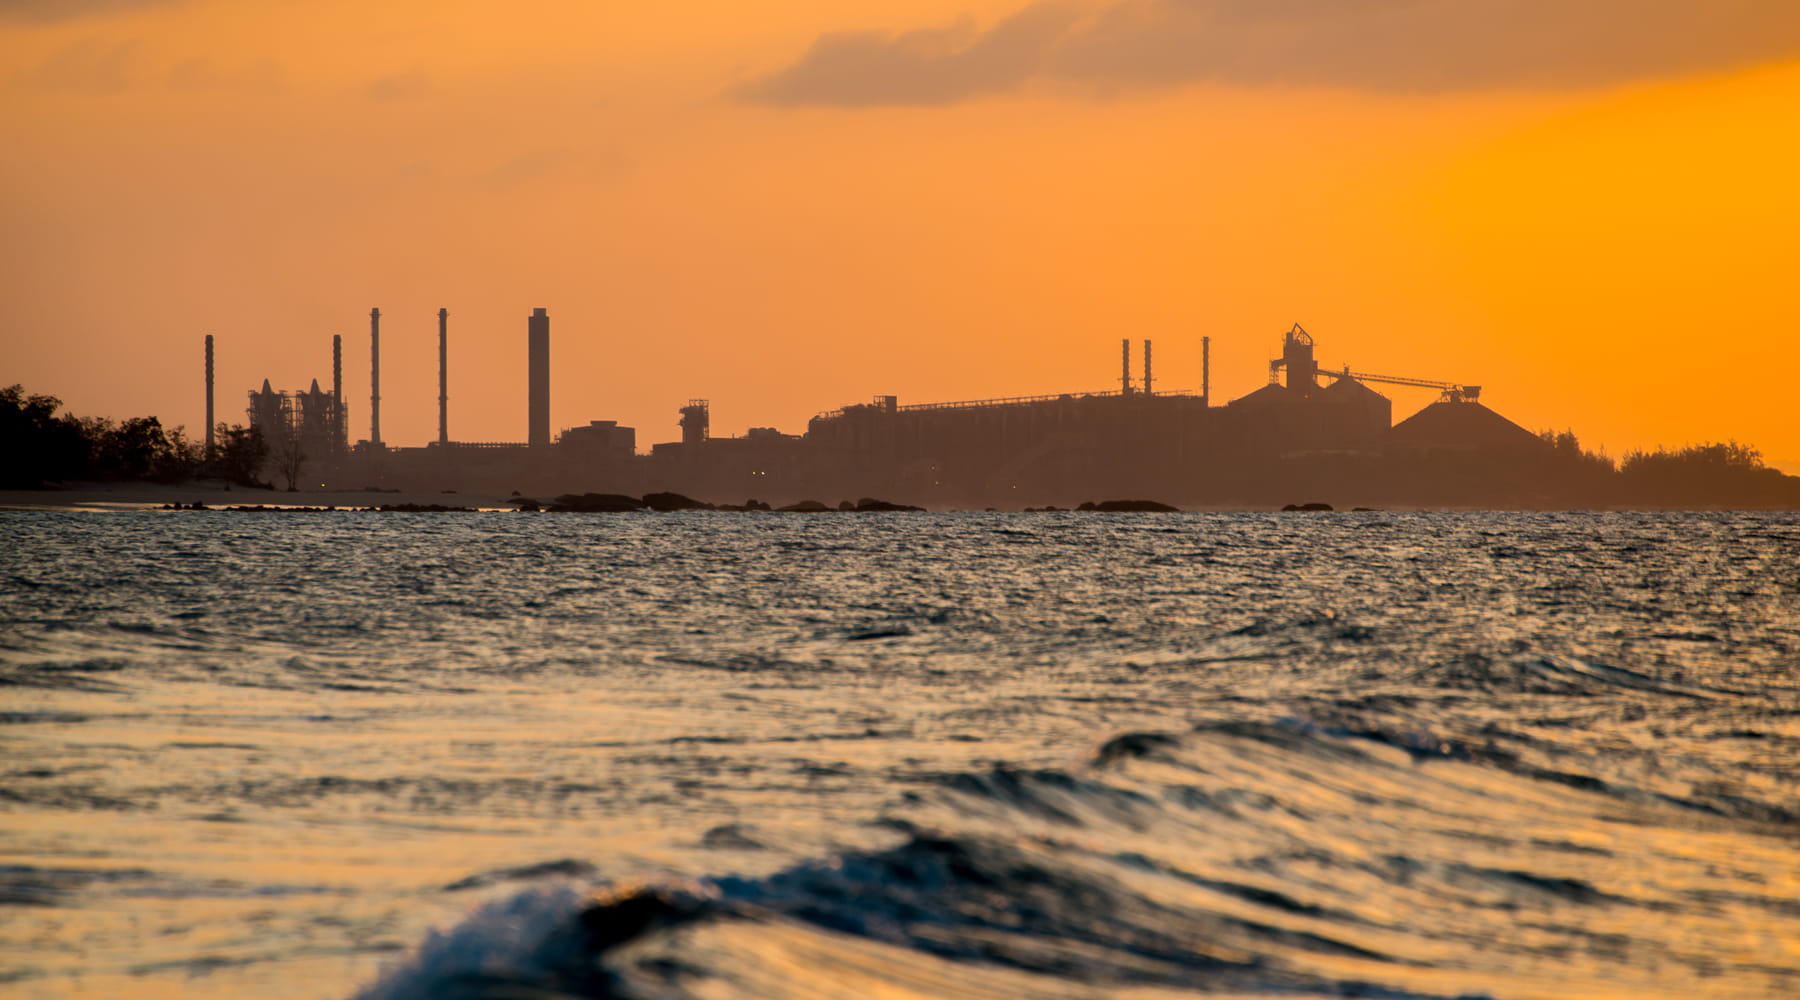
[0,0,182,23]
[741,1,1079,107]
[18,35,140,93]
[367,70,429,103]
[168,55,282,94]
[477,146,632,192]
[480,148,575,192]
[743,0,1800,106]
[17,37,282,97]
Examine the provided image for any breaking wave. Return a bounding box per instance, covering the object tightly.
[357,714,1800,999]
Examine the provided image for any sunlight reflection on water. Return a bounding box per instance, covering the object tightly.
[2,511,1797,998]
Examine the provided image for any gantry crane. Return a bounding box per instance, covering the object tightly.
[1315,365,1481,402]
[1268,324,1481,403]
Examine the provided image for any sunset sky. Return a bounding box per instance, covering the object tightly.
[5,1,1798,470]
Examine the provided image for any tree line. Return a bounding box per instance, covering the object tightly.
[1616,439,1795,508]
[1515,429,1797,507]
[1,385,267,489]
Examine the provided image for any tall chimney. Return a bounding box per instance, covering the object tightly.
[528,308,549,448]
[1120,338,1132,396]
[332,334,343,455]
[1142,339,1153,396]
[1201,336,1211,405]
[369,307,382,446]
[437,308,449,446]
[204,335,215,460]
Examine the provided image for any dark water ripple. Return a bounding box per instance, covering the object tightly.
[1,510,1797,999]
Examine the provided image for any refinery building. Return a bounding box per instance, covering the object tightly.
[225,309,1557,508]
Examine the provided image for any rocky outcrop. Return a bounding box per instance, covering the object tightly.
[642,492,713,512]
[853,497,925,512]
[1077,499,1181,512]
[549,493,646,512]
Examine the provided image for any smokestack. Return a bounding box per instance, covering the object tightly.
[1142,339,1153,396]
[332,334,343,455]
[370,307,382,446]
[204,335,214,459]
[1202,336,1211,405]
[1120,338,1132,396]
[528,308,549,448]
[437,308,449,446]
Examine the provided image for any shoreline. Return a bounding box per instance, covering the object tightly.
[0,483,518,512]
[2,483,1794,513]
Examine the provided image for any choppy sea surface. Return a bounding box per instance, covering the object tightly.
[2,510,1798,999]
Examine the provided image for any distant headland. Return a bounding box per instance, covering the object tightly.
[6,320,1798,510]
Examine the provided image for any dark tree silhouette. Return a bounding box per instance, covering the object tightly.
[1619,441,1794,507]
[1,385,90,486]
[1538,428,1616,474]
[206,423,268,487]
[2,383,234,487]
[265,423,307,491]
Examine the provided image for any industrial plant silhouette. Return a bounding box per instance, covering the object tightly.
[218,310,1776,509]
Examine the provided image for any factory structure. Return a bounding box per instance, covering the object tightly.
[241,333,350,469]
[218,310,1563,507]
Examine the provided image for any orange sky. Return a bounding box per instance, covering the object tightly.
[4,1,1798,470]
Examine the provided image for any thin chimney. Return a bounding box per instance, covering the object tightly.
[1202,336,1211,405]
[1142,339,1153,396]
[1120,338,1132,396]
[369,307,381,446]
[204,335,214,459]
[437,308,449,446]
[332,334,343,455]
[528,308,550,448]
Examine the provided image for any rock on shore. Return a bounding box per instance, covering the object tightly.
[1077,499,1181,512]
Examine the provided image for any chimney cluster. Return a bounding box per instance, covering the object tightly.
[208,308,1216,462]
[211,306,553,455]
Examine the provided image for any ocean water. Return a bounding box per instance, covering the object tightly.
[2,510,1797,999]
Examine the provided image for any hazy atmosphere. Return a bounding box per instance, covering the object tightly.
[5,0,1798,469]
[6,7,1800,999]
